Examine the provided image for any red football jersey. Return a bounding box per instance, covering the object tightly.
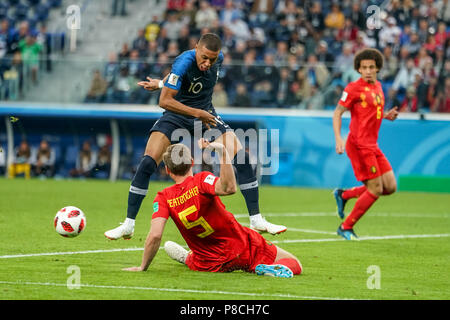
[339,78,385,147]
[152,171,250,265]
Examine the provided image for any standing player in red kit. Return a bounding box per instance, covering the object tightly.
[332,48,399,240]
[123,141,302,277]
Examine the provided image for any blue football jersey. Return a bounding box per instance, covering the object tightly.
[163,49,224,111]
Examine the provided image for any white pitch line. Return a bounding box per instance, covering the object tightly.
[234,212,450,219]
[0,280,358,301]
[272,233,450,244]
[1,233,449,259]
[0,247,144,259]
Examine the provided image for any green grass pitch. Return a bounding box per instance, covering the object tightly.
[0,177,449,300]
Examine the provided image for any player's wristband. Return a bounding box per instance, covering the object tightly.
[158,80,164,89]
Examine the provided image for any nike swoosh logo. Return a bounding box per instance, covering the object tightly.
[193,76,202,81]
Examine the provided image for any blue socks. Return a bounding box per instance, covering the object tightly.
[233,149,260,216]
[127,155,157,219]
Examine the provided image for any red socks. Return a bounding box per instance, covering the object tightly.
[276,258,302,275]
[342,185,366,200]
[342,190,379,230]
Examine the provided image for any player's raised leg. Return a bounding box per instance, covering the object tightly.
[105,132,170,240]
[333,186,366,219]
[338,176,381,240]
[215,131,287,235]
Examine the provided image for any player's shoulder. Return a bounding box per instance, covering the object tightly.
[172,49,196,73]
[345,78,362,89]
[174,49,196,64]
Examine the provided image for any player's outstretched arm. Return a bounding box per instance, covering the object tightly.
[384,106,399,121]
[138,74,169,91]
[333,104,347,154]
[123,217,167,272]
[198,138,236,196]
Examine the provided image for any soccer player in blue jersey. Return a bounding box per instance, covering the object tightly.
[105,33,286,240]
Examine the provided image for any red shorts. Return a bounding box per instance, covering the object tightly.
[185,227,277,273]
[346,138,392,182]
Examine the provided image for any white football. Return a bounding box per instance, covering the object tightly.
[54,206,86,238]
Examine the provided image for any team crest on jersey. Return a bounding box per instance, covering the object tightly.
[168,73,179,86]
[153,202,159,213]
[371,166,377,174]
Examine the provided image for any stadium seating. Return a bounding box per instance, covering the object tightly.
[0,0,64,100]
[87,0,448,112]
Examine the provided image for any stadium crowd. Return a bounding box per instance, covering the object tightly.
[87,0,449,112]
[0,0,63,99]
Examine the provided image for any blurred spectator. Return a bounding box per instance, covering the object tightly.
[36,23,52,72]
[305,54,329,89]
[348,2,365,30]
[332,42,354,79]
[167,0,187,13]
[166,41,180,60]
[212,81,228,107]
[177,25,191,52]
[315,40,334,71]
[228,12,251,43]
[275,67,293,108]
[291,68,312,104]
[8,140,32,179]
[307,1,325,36]
[251,80,276,108]
[70,141,97,178]
[132,28,149,58]
[85,69,108,103]
[127,49,145,78]
[111,0,127,17]
[249,0,274,28]
[93,144,111,178]
[431,78,450,113]
[145,15,161,42]
[111,66,138,104]
[298,85,324,110]
[195,1,219,30]
[392,58,422,93]
[324,3,345,30]
[399,86,418,112]
[163,12,186,41]
[233,82,251,107]
[32,139,55,177]
[18,34,42,85]
[219,0,243,26]
[379,17,402,49]
[178,0,197,29]
[118,42,130,62]
[379,45,399,82]
[104,52,119,89]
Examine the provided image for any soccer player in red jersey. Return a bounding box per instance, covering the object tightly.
[123,141,302,277]
[332,48,399,240]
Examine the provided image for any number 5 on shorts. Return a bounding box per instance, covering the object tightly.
[178,205,214,238]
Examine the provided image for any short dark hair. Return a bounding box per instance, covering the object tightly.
[198,33,222,52]
[354,48,384,72]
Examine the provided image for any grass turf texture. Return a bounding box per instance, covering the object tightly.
[0,178,449,300]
